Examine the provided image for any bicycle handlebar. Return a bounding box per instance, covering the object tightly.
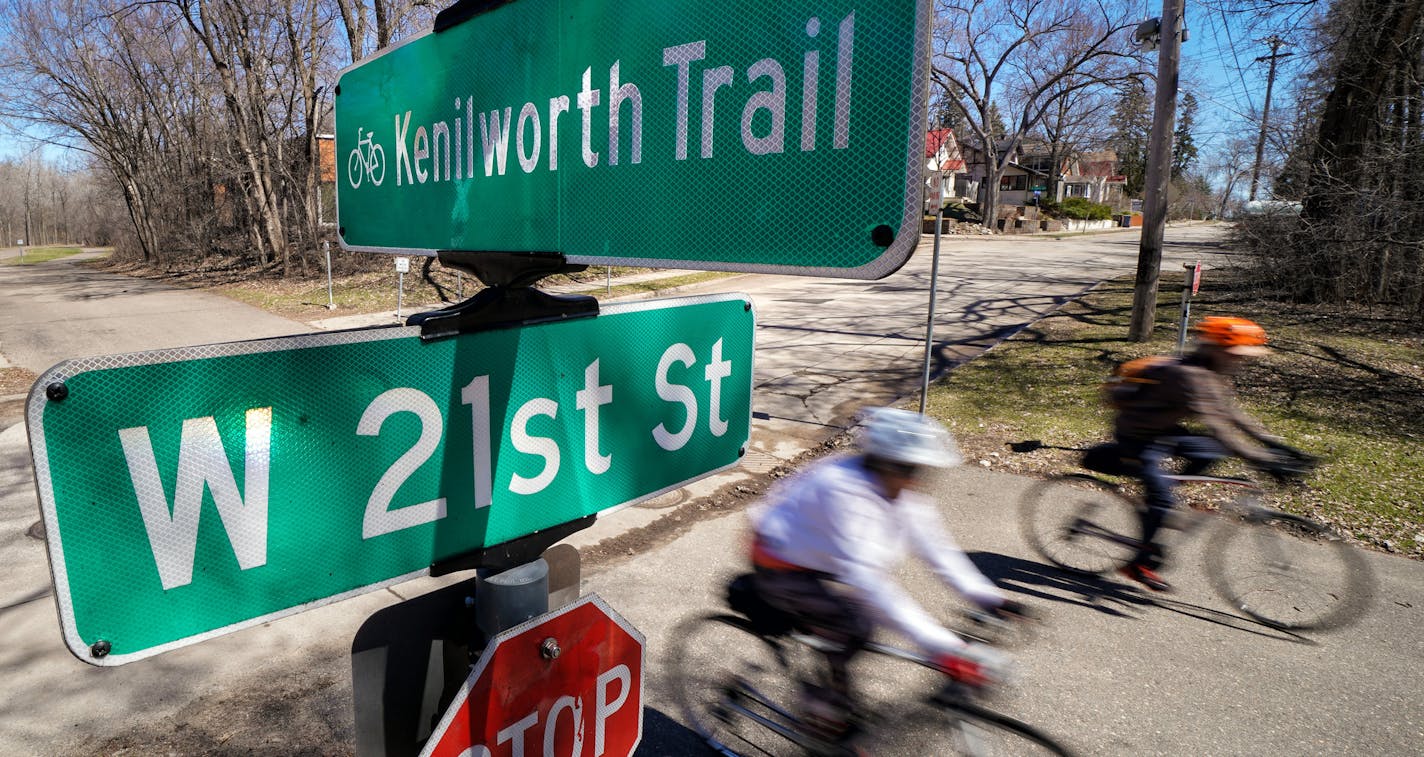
[1260,439,1321,481]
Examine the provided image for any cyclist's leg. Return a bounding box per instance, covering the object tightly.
[1131,442,1176,569]
[1170,434,1227,476]
[754,568,871,717]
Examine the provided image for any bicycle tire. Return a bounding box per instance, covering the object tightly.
[1019,474,1140,575]
[370,143,386,186]
[668,613,806,756]
[871,697,1074,755]
[347,149,363,189]
[1204,507,1373,631]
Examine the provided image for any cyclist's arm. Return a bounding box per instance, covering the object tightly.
[902,496,1005,609]
[820,488,970,656]
[1184,370,1275,463]
[1224,401,1278,445]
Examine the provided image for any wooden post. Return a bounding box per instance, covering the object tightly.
[1128,0,1184,342]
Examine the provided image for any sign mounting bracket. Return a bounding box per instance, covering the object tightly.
[409,248,602,573]
[433,0,517,33]
[407,250,599,341]
[430,515,593,577]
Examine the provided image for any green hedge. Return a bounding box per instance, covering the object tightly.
[1049,196,1113,221]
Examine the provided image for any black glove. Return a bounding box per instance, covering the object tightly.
[1256,452,1301,483]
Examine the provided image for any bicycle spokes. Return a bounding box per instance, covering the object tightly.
[1205,512,1372,631]
[1021,476,1139,575]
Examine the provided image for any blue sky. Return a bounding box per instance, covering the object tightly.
[2,1,1308,184]
[1176,2,1311,167]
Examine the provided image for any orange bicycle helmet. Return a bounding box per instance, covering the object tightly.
[1194,316,1269,355]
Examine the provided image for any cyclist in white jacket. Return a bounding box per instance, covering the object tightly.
[748,408,1024,738]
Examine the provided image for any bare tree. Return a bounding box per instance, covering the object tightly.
[1205,137,1256,217]
[0,0,217,263]
[0,0,441,273]
[332,0,438,62]
[1038,82,1116,201]
[165,0,289,269]
[1229,0,1424,317]
[931,0,1146,229]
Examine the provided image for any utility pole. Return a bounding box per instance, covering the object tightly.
[1249,37,1293,202]
[1128,0,1185,342]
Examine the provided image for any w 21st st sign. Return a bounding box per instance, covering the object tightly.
[335,0,932,279]
[26,294,752,665]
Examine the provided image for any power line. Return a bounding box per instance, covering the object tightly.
[1209,7,1259,116]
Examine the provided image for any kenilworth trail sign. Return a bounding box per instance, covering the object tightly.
[335,0,932,278]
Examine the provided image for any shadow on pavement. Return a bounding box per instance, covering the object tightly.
[637,706,708,755]
[967,550,1315,645]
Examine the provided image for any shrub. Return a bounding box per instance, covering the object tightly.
[1054,196,1113,221]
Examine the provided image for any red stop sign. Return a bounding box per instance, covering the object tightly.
[421,594,644,757]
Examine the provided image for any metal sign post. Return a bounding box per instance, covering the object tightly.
[395,256,410,317]
[920,182,947,413]
[325,240,336,309]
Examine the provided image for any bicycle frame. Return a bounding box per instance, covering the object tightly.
[1069,472,1265,548]
[1022,464,1370,631]
[674,607,1074,755]
[715,628,981,750]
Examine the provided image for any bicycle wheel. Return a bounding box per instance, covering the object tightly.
[1019,474,1140,574]
[1205,507,1373,631]
[871,697,1073,755]
[347,149,363,188]
[668,614,806,756]
[369,143,385,185]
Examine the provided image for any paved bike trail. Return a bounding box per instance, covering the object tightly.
[614,464,1423,755]
[1,231,1419,753]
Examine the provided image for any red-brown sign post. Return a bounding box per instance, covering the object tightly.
[1177,260,1204,354]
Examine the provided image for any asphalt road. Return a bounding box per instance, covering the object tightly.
[1,226,1419,755]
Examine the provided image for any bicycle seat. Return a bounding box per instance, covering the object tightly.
[725,573,796,636]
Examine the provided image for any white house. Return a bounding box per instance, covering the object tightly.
[924,128,966,211]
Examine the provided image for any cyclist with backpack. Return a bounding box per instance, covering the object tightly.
[746,407,1026,745]
[1106,316,1294,592]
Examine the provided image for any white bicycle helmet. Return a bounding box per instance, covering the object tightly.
[857,407,964,468]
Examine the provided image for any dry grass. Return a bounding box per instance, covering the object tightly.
[0,246,82,265]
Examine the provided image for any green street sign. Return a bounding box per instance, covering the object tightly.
[26,294,753,665]
[335,0,931,278]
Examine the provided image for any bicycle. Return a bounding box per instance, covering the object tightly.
[1018,442,1372,631]
[347,127,386,188]
[668,575,1073,756]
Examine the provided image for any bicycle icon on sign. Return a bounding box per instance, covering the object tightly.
[347,128,386,188]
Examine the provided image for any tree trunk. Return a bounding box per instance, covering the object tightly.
[981,160,1003,231]
[1303,0,1423,222]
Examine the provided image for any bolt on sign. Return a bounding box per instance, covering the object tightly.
[420,594,643,757]
[335,0,932,278]
[26,294,752,665]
